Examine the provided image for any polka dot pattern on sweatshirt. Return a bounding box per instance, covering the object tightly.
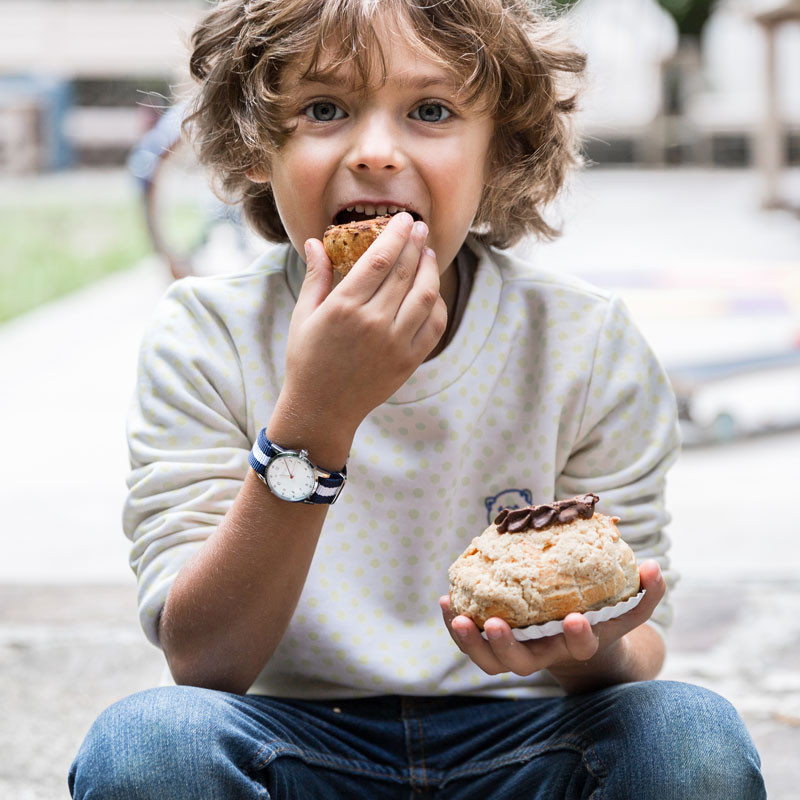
[124,240,680,699]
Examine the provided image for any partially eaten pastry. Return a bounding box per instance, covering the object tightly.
[322,215,391,276]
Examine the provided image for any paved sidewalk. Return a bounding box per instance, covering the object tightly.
[2,167,798,798]
[0,256,169,586]
[4,579,799,799]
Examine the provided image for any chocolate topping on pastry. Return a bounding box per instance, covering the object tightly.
[494,493,600,533]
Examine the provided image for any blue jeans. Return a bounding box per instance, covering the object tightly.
[69,680,764,799]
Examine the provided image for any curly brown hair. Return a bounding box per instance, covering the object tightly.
[185,0,585,248]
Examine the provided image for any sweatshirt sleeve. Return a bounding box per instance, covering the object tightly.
[122,280,251,646]
[555,295,681,636]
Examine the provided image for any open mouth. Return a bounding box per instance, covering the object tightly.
[333,204,423,225]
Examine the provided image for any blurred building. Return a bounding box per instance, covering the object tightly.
[0,0,798,176]
[571,0,800,174]
[0,0,203,171]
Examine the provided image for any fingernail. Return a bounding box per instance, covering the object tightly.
[424,247,436,259]
[303,240,312,260]
[455,626,469,641]
[485,627,501,641]
[413,220,428,239]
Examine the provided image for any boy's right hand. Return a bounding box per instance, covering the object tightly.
[277,212,448,448]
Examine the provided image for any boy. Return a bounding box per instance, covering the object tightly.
[70,0,765,797]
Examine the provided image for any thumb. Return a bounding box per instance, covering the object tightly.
[294,238,333,319]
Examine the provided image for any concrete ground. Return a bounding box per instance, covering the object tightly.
[2,167,799,798]
[4,578,800,799]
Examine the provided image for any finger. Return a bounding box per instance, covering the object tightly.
[639,559,664,598]
[451,616,510,675]
[625,559,665,624]
[439,595,467,648]
[483,618,552,676]
[561,613,600,661]
[589,561,665,645]
[339,212,415,300]
[399,247,448,357]
[439,595,457,629]
[438,600,508,675]
[395,245,439,330]
[411,293,448,359]
[294,239,334,321]
[439,595,473,650]
[372,220,429,310]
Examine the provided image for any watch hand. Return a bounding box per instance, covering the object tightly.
[284,459,294,479]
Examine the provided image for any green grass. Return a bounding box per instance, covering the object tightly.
[0,198,151,324]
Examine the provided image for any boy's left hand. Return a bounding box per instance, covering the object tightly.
[439,559,665,691]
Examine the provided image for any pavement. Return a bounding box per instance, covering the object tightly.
[2,167,799,799]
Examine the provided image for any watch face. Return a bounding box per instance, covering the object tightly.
[265,452,317,501]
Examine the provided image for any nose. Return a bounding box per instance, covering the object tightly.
[345,112,406,173]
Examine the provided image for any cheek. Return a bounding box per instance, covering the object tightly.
[439,136,491,208]
[272,159,314,204]
[466,135,494,194]
[271,143,333,202]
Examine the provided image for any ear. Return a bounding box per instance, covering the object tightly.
[246,164,270,183]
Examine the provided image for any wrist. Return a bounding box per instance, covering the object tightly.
[266,392,355,471]
[250,429,347,505]
[548,637,631,694]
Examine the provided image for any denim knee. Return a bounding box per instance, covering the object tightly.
[69,686,266,800]
[609,680,765,799]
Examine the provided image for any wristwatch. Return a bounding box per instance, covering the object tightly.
[248,428,347,504]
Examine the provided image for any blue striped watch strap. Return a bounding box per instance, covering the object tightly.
[249,428,347,504]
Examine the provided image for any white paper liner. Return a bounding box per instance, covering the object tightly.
[480,589,646,642]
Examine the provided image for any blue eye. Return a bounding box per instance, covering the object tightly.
[304,101,345,122]
[411,103,451,123]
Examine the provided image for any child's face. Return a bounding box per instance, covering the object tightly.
[260,30,494,276]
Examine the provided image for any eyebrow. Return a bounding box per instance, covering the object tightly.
[401,75,457,91]
[295,72,456,92]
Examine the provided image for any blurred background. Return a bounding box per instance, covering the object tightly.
[1,0,798,797]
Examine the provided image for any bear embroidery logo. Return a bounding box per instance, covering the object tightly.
[484,489,533,523]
